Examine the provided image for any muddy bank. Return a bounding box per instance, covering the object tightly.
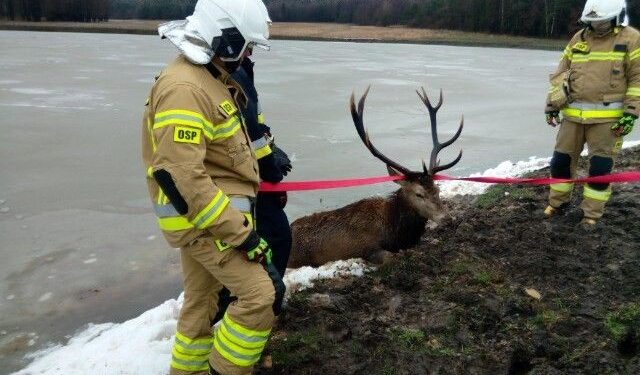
[0,20,566,50]
[262,146,640,375]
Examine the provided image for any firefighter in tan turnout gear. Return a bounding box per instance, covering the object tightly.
[545,0,640,226]
[141,1,285,374]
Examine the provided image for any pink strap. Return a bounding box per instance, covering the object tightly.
[259,171,640,192]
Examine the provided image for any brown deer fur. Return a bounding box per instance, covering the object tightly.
[288,177,444,268]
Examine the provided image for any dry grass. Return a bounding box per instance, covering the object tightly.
[0,20,567,50]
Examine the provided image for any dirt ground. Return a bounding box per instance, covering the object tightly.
[260,146,640,375]
[0,20,566,50]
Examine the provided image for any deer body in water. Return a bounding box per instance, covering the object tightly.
[287,87,464,268]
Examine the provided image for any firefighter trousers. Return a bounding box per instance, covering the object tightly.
[548,119,623,219]
[170,236,275,375]
[212,192,292,325]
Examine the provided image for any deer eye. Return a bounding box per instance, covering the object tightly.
[416,193,426,199]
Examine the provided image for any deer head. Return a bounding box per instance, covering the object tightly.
[350,86,463,222]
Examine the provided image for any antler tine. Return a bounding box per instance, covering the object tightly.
[416,87,444,113]
[431,150,463,174]
[350,86,412,176]
[417,88,463,175]
[440,115,464,149]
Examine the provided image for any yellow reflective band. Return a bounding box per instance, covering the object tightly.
[170,349,209,372]
[562,47,572,60]
[158,216,194,231]
[147,118,157,153]
[562,108,624,120]
[223,314,271,338]
[174,332,214,355]
[254,144,272,160]
[146,166,153,178]
[170,358,209,372]
[211,116,242,140]
[627,87,640,97]
[220,318,268,349]
[154,110,215,139]
[257,113,266,124]
[550,182,574,193]
[630,48,640,61]
[583,185,612,202]
[570,51,625,63]
[172,347,210,362]
[213,336,260,367]
[216,326,265,355]
[191,191,229,229]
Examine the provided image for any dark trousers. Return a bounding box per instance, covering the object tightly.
[212,192,292,324]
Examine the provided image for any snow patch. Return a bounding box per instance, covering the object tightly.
[38,293,52,302]
[13,260,370,375]
[82,258,97,265]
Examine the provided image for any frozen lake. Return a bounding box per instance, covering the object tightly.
[1,30,636,372]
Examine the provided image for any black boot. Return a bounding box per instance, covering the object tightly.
[209,362,222,375]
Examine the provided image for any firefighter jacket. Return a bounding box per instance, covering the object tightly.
[546,26,640,124]
[142,55,260,249]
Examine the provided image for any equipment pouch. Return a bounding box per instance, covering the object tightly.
[547,69,573,110]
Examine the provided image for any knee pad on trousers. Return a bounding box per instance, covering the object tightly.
[550,151,572,178]
[589,155,614,191]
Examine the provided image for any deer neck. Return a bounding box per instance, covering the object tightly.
[382,189,427,251]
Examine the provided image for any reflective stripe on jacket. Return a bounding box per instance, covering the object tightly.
[546,26,640,124]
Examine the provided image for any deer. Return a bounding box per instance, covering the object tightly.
[287,86,464,268]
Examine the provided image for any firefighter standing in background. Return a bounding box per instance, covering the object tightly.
[212,55,293,325]
[545,0,640,226]
[141,1,285,374]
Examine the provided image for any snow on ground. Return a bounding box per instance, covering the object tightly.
[13,141,640,375]
[13,260,372,375]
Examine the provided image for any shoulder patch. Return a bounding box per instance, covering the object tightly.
[218,100,238,117]
[173,126,202,144]
[572,42,590,53]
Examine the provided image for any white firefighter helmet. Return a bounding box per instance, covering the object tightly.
[158,0,271,65]
[581,0,629,26]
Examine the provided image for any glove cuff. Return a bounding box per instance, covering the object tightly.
[236,230,260,252]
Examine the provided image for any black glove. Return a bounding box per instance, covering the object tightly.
[265,262,286,315]
[258,154,284,183]
[272,144,292,176]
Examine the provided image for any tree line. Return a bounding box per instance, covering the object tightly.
[0,0,110,21]
[3,0,639,39]
[264,0,640,38]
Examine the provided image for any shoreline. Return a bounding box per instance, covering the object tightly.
[0,20,568,51]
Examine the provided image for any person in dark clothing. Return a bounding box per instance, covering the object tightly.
[212,55,293,325]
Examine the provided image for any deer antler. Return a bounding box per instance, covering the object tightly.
[350,86,413,176]
[416,87,463,175]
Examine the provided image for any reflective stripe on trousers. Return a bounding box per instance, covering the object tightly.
[212,313,271,367]
[170,331,214,372]
[583,185,612,202]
